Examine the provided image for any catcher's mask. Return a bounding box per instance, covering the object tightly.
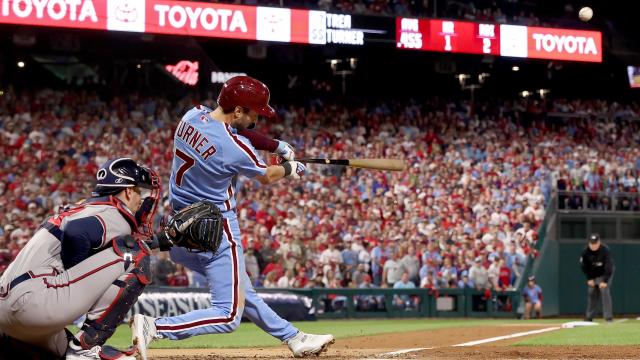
[93,157,161,237]
[135,166,161,238]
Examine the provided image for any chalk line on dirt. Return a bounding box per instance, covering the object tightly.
[375,326,560,357]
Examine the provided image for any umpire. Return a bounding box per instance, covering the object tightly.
[580,233,614,322]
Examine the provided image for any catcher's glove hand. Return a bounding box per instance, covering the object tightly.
[162,200,223,253]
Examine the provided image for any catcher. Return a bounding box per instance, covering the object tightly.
[0,158,218,360]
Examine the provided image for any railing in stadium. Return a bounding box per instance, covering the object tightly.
[556,191,640,212]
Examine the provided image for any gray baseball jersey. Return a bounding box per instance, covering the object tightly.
[0,197,143,356]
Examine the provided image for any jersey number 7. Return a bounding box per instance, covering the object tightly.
[175,148,195,187]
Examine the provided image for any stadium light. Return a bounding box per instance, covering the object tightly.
[136,64,142,69]
[0,90,4,96]
[456,73,484,105]
[520,90,531,98]
[512,66,520,72]
[328,58,358,95]
[455,73,470,86]
[17,61,25,68]
[538,89,550,98]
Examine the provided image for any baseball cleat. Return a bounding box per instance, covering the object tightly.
[285,331,335,358]
[65,340,136,360]
[130,314,159,360]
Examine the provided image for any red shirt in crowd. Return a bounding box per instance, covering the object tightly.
[499,265,511,288]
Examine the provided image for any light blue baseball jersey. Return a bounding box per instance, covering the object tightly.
[169,105,267,212]
[158,105,298,342]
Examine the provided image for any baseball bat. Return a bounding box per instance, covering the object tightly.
[297,158,406,171]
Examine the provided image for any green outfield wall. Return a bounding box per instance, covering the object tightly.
[532,201,640,316]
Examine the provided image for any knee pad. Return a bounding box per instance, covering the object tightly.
[78,243,151,349]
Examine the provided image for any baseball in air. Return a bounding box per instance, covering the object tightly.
[579,7,593,22]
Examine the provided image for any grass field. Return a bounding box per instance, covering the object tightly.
[516,320,640,346]
[89,318,640,349]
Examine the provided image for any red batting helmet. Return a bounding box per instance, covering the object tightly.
[217,76,276,118]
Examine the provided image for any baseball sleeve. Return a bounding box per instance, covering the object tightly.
[61,216,106,269]
[237,128,279,152]
[226,133,268,178]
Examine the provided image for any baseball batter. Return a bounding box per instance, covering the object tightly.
[131,76,335,359]
[0,158,161,359]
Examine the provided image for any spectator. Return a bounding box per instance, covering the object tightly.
[457,270,474,289]
[259,238,277,272]
[356,274,380,310]
[167,264,189,287]
[320,239,343,273]
[401,244,420,284]
[341,241,359,274]
[369,241,384,285]
[277,235,303,272]
[393,272,417,309]
[469,257,490,290]
[245,246,261,285]
[154,252,176,286]
[263,271,279,288]
[0,232,11,276]
[488,257,502,289]
[277,269,295,288]
[498,258,512,289]
[439,256,458,285]
[383,251,405,287]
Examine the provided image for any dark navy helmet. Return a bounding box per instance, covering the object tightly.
[92,157,156,197]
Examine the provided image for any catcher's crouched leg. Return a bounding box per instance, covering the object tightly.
[76,235,152,352]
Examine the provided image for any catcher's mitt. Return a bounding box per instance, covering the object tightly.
[163,201,223,253]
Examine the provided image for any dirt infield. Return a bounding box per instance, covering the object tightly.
[149,324,640,359]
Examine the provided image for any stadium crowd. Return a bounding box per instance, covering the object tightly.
[1,88,639,294]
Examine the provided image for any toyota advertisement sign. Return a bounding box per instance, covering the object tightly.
[0,0,603,62]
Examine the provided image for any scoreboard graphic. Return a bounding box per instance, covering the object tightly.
[396,18,602,63]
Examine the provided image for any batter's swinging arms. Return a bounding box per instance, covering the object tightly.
[131,76,335,359]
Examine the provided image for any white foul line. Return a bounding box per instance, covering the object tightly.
[614,318,628,323]
[378,347,435,356]
[375,326,561,357]
[451,326,561,347]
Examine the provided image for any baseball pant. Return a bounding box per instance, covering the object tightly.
[0,247,140,356]
[586,276,613,320]
[156,215,298,341]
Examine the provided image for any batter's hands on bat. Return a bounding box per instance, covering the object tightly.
[283,161,306,179]
[275,140,295,162]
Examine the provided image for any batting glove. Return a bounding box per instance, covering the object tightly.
[283,161,306,179]
[275,140,295,162]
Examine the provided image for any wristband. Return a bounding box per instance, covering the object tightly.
[282,162,292,176]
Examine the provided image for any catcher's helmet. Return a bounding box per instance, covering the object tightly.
[217,75,276,118]
[92,157,156,197]
[93,157,161,237]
